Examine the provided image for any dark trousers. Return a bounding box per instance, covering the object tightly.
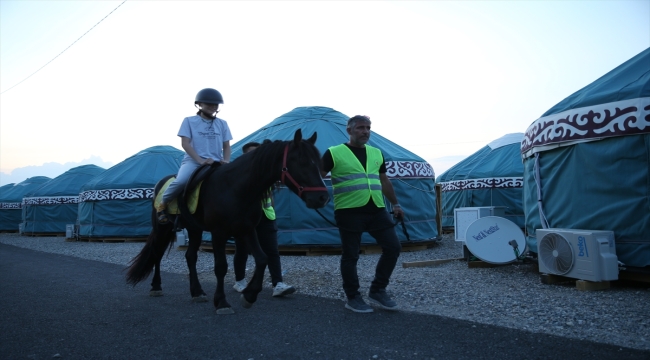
[233,216,283,286]
[335,209,401,299]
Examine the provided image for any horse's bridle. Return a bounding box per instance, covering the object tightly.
[280,144,328,198]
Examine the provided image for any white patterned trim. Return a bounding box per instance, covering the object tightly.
[440,177,523,191]
[521,97,650,158]
[0,202,22,209]
[385,161,435,178]
[79,188,154,202]
[22,196,79,205]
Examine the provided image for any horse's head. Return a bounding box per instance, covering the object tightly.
[281,129,330,209]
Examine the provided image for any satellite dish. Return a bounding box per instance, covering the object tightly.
[464,216,526,264]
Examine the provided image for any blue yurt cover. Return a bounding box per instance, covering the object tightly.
[0,183,16,230]
[229,106,439,246]
[436,133,525,229]
[521,47,650,268]
[21,165,105,234]
[78,146,184,238]
[0,176,51,231]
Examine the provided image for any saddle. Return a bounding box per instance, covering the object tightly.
[153,163,220,215]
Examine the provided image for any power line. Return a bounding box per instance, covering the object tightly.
[1,0,128,95]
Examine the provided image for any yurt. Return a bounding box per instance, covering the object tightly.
[521,47,650,268]
[436,133,525,230]
[230,106,439,246]
[21,165,105,235]
[78,146,184,239]
[0,183,16,230]
[0,177,51,231]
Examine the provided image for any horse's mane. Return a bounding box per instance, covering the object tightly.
[225,139,288,200]
[249,139,287,176]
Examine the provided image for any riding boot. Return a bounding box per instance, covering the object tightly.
[156,202,170,225]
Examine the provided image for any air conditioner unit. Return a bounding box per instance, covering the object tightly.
[536,228,618,282]
[65,224,75,239]
[176,229,188,247]
[454,206,506,242]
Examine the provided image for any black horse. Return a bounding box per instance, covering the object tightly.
[126,129,329,314]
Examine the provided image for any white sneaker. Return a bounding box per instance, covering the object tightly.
[233,279,247,293]
[272,282,296,297]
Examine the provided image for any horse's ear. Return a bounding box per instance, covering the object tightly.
[293,129,303,144]
[307,132,317,145]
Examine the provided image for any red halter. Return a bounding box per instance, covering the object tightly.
[280,144,328,198]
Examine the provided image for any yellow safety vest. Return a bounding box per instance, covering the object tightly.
[329,144,385,210]
[262,195,276,220]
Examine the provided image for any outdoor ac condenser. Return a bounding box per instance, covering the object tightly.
[536,228,618,282]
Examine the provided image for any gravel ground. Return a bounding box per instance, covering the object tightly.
[1,232,649,351]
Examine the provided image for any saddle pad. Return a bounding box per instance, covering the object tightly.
[153,177,202,214]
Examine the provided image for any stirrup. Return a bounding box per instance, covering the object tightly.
[172,216,183,232]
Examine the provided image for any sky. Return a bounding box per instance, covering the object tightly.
[1,0,649,186]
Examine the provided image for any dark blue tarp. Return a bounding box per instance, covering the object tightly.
[436,133,524,229]
[77,146,184,238]
[522,47,650,267]
[229,106,439,246]
[0,177,51,231]
[21,165,105,234]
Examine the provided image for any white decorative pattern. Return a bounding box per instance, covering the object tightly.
[521,97,650,158]
[79,188,154,202]
[385,161,435,178]
[0,202,22,209]
[22,196,79,205]
[440,177,523,192]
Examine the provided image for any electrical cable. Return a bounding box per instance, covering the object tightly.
[1,0,128,95]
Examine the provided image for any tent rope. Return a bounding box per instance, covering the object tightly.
[395,178,437,193]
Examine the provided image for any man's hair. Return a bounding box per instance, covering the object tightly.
[242,141,261,153]
[347,115,371,129]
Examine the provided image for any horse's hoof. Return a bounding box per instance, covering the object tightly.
[216,307,235,315]
[149,290,163,297]
[240,294,253,309]
[192,295,208,303]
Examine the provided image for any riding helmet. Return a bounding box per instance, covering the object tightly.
[194,88,224,105]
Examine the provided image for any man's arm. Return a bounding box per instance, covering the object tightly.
[379,173,404,218]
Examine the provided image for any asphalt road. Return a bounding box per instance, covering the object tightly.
[1,243,648,360]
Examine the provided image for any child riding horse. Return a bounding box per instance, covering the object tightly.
[126,129,329,314]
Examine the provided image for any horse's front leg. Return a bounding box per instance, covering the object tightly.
[149,258,163,297]
[211,234,234,314]
[185,229,207,302]
[241,230,268,308]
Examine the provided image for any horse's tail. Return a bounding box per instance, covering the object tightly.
[125,175,177,286]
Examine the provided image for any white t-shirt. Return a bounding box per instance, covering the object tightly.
[177,115,233,162]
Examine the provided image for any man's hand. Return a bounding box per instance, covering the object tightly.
[392,204,404,220]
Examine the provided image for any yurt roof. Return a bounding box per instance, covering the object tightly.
[28,165,105,197]
[0,176,52,202]
[231,106,428,164]
[543,48,650,116]
[522,47,650,158]
[81,146,184,190]
[437,133,524,182]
